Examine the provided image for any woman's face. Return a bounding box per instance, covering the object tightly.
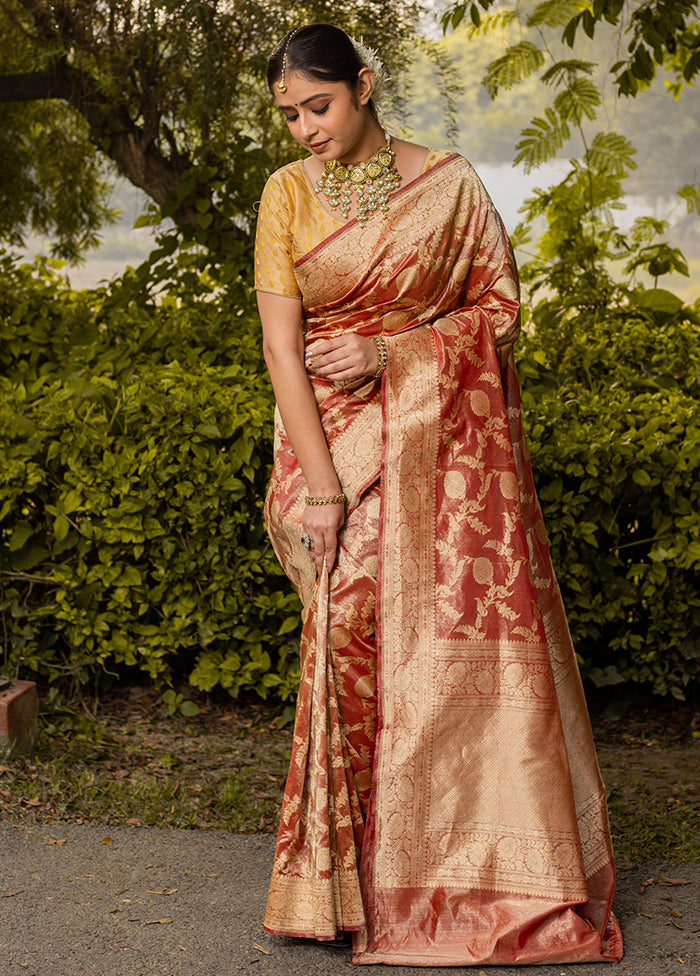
[273,68,377,163]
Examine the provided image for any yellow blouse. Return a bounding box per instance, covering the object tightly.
[254,148,453,299]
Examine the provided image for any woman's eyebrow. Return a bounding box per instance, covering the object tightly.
[278,93,332,110]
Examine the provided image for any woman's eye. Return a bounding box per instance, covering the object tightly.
[285,114,298,123]
[313,104,329,115]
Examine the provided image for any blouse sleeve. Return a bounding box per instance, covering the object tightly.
[254,172,302,299]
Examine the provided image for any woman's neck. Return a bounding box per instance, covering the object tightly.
[336,118,386,164]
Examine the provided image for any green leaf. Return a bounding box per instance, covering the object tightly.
[634,289,684,314]
[134,211,161,228]
[678,183,700,215]
[483,42,545,98]
[585,132,637,177]
[12,545,50,571]
[540,59,596,85]
[631,469,652,488]
[53,514,70,542]
[62,488,82,514]
[514,108,570,170]
[180,699,200,717]
[539,477,563,501]
[9,521,34,551]
[553,77,600,122]
[528,1,583,30]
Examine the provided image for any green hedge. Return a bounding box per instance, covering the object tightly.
[1,254,698,701]
[0,254,301,701]
[518,288,700,699]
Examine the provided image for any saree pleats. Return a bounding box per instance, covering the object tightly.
[262,154,622,965]
[264,485,381,939]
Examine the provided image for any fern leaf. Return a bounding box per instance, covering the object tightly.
[527,0,586,29]
[584,132,637,177]
[467,9,518,38]
[540,59,596,86]
[483,41,545,98]
[553,77,600,122]
[514,107,571,171]
[629,216,669,246]
[517,187,555,223]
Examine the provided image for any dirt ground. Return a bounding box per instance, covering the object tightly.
[591,696,700,864]
[1,684,698,865]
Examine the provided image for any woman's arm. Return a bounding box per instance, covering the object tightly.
[257,290,347,573]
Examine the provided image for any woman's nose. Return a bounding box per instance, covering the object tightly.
[299,112,318,140]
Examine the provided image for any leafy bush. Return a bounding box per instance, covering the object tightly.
[2,247,698,702]
[0,253,301,701]
[519,288,700,699]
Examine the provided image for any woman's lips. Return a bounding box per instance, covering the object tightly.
[309,139,330,152]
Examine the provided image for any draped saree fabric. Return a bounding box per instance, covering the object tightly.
[258,153,622,966]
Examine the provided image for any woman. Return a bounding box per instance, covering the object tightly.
[254,23,622,967]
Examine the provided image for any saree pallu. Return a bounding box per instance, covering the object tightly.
[263,154,622,966]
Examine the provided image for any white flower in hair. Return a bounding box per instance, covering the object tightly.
[348,35,389,111]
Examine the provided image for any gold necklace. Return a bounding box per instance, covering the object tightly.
[315,135,402,223]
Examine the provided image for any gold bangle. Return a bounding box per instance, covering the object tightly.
[373,335,387,379]
[305,493,346,506]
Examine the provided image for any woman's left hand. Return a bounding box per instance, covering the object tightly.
[307,334,378,383]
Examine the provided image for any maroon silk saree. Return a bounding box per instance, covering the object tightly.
[262,154,622,966]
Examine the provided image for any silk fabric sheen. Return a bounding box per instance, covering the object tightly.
[261,154,622,966]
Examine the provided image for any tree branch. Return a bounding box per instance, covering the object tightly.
[0,62,66,103]
[0,57,187,212]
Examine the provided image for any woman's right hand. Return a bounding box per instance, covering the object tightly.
[302,500,345,574]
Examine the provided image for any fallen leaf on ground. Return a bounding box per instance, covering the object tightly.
[639,877,655,894]
[45,838,67,846]
[252,943,271,955]
[101,837,114,844]
[145,918,173,925]
[659,874,691,886]
[1,890,24,898]
[672,908,683,918]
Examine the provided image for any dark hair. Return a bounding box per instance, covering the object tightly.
[268,24,377,117]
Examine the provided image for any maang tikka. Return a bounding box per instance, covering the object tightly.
[277,27,300,92]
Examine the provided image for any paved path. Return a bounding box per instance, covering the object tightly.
[1,823,697,975]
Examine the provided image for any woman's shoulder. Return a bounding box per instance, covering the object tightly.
[263,158,309,194]
[257,159,318,234]
[393,139,479,182]
[423,147,478,175]
[421,149,492,200]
